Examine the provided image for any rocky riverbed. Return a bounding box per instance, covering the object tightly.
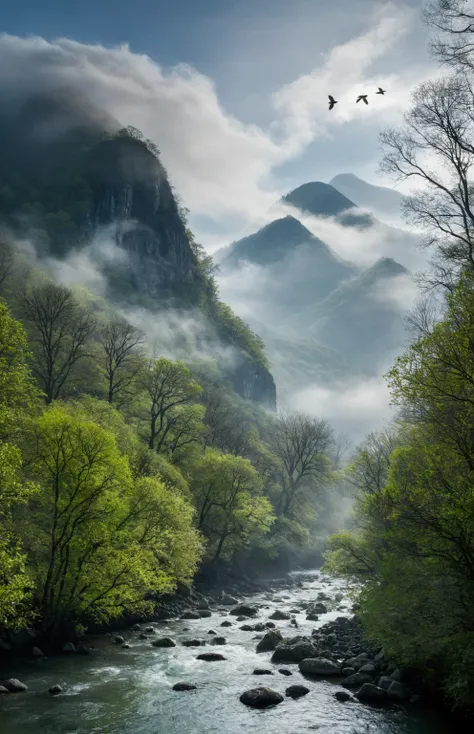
[0,570,453,734]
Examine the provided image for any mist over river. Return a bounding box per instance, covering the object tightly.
[0,571,452,734]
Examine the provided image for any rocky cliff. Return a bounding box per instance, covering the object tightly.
[0,90,276,409]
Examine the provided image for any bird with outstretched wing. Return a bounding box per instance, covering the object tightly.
[328,95,338,110]
[356,94,368,105]
[376,87,386,95]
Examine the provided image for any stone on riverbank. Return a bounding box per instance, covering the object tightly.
[271,640,318,663]
[198,610,212,618]
[62,642,76,654]
[49,684,63,696]
[221,594,238,606]
[152,637,176,648]
[240,687,284,708]
[210,636,227,645]
[355,683,390,705]
[114,636,125,644]
[298,658,341,676]
[181,611,201,620]
[342,672,373,689]
[335,691,352,702]
[269,610,291,620]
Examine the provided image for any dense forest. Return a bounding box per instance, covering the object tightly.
[0,221,345,642]
[324,0,474,715]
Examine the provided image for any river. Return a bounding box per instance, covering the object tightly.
[0,571,451,734]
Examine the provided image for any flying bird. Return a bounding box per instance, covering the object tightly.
[328,95,338,110]
[376,87,386,95]
[356,95,368,105]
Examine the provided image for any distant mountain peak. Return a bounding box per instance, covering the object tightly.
[329,172,406,223]
[283,181,357,218]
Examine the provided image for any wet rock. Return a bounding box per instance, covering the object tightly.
[341,667,356,677]
[210,636,227,645]
[335,690,352,702]
[208,630,216,635]
[311,602,328,614]
[269,610,291,621]
[355,682,390,705]
[62,642,76,654]
[236,616,248,622]
[345,653,372,670]
[122,643,131,649]
[196,652,226,661]
[173,682,197,691]
[256,629,283,653]
[240,624,254,632]
[271,640,318,663]
[388,681,407,702]
[390,667,403,682]
[0,685,9,694]
[298,658,341,677]
[152,637,176,648]
[359,663,376,675]
[49,684,62,696]
[31,646,44,658]
[130,623,141,631]
[221,620,232,627]
[144,626,155,634]
[240,687,284,708]
[253,623,266,632]
[114,636,125,644]
[265,621,276,629]
[230,604,258,617]
[342,672,373,689]
[1,678,28,692]
[182,639,204,647]
[181,611,200,620]
[253,668,273,675]
[279,668,292,676]
[377,676,394,691]
[221,594,238,606]
[138,633,148,640]
[286,684,310,698]
[306,612,320,621]
[198,610,212,618]
[197,599,210,610]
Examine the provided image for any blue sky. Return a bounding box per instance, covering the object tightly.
[0,0,435,244]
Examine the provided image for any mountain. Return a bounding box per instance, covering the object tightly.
[0,89,276,408]
[302,257,410,371]
[330,173,406,223]
[216,215,358,313]
[283,181,373,228]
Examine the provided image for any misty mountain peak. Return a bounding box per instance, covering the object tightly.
[283,181,357,217]
[329,172,406,222]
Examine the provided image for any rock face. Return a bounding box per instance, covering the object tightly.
[298,658,341,677]
[240,687,284,708]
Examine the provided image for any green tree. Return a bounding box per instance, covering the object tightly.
[98,318,144,404]
[137,357,203,452]
[191,448,275,563]
[25,403,202,635]
[0,302,40,628]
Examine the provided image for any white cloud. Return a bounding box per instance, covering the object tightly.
[0,2,437,245]
[289,375,394,444]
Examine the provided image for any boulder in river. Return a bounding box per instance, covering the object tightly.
[253,668,273,675]
[173,682,197,691]
[265,621,276,629]
[122,643,131,649]
[181,610,201,620]
[387,681,407,702]
[182,639,205,647]
[342,672,373,689]
[49,684,63,696]
[221,594,238,606]
[240,624,254,631]
[210,636,227,645]
[279,669,292,676]
[152,637,176,648]
[306,612,320,621]
[208,630,216,635]
[220,621,232,627]
[196,652,226,661]
[114,636,125,644]
[240,687,284,708]
[298,658,341,677]
[256,629,283,653]
[269,610,291,620]
[198,610,212,618]
[335,690,352,702]
[286,684,310,698]
[0,685,9,694]
[230,604,258,617]
[355,682,390,705]
[197,599,210,610]
[145,626,155,634]
[1,678,28,692]
[62,642,76,654]
[271,640,318,663]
